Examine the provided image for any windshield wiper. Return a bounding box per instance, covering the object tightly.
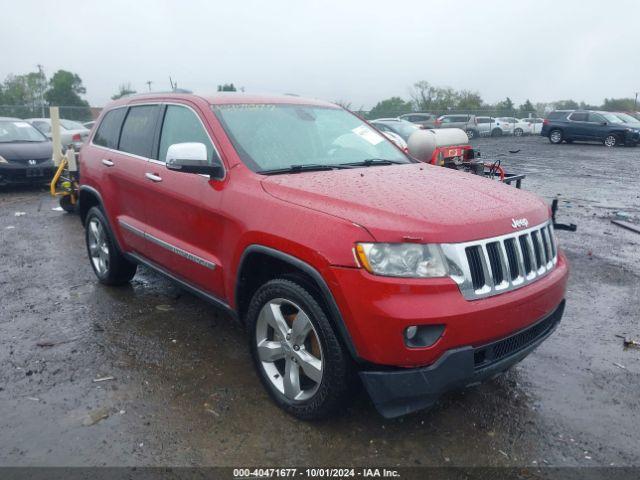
[341,158,406,167]
[257,163,352,175]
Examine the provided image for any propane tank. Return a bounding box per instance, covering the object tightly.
[407,128,469,163]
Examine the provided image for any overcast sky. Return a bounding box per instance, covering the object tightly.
[2,0,638,108]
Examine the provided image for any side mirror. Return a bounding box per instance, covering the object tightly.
[165,142,224,178]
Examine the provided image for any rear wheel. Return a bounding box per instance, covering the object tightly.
[247,278,352,420]
[549,129,563,144]
[85,206,137,285]
[465,129,477,140]
[514,128,524,137]
[604,134,619,147]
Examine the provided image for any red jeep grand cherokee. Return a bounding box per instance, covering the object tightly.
[78,93,568,419]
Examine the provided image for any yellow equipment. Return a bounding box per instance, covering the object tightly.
[49,106,80,213]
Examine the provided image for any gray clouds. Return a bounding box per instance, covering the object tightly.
[1,0,638,107]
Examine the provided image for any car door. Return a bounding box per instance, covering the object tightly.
[566,112,589,139]
[143,102,227,299]
[587,112,608,140]
[91,106,156,253]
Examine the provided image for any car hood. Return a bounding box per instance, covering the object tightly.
[261,163,550,243]
[0,141,53,161]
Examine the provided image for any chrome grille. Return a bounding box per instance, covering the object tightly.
[442,221,558,300]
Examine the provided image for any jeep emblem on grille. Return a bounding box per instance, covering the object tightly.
[511,218,529,229]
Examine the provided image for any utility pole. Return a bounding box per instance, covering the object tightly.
[635,92,638,112]
[37,64,46,117]
[146,80,153,92]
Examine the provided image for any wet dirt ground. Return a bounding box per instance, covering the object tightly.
[0,136,639,468]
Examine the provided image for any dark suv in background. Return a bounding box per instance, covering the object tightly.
[541,110,640,147]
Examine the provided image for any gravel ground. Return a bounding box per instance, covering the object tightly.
[0,135,639,468]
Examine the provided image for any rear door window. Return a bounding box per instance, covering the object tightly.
[158,105,216,163]
[568,112,588,122]
[93,108,127,149]
[119,105,160,158]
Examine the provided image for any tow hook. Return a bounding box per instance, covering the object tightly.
[551,198,577,232]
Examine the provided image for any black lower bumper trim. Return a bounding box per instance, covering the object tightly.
[360,300,565,418]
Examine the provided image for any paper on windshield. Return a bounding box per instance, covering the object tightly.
[352,125,383,145]
[15,122,32,128]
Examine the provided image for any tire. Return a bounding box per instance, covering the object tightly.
[491,128,503,137]
[549,129,563,144]
[247,278,352,420]
[84,206,137,285]
[59,195,76,213]
[604,134,619,147]
[514,128,524,137]
[465,129,478,140]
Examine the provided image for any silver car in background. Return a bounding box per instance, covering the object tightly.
[27,118,90,150]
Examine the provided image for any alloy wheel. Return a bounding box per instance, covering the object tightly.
[604,135,617,147]
[256,298,323,402]
[87,218,110,276]
[550,130,562,143]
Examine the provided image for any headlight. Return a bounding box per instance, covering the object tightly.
[0,155,8,164]
[355,243,449,278]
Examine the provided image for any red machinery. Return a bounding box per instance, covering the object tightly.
[408,128,524,187]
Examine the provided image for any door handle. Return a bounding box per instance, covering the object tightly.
[101,159,114,167]
[145,172,162,182]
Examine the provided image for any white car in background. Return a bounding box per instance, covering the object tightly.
[520,117,544,134]
[27,118,90,150]
[495,117,532,136]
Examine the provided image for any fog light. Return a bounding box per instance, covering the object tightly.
[405,326,418,340]
[404,324,445,348]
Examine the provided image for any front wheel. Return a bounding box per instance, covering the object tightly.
[247,278,352,420]
[465,129,477,140]
[491,128,503,137]
[514,128,524,137]
[604,134,619,147]
[85,206,137,285]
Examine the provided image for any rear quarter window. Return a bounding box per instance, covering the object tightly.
[547,111,568,120]
[93,108,127,149]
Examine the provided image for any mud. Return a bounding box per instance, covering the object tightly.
[0,136,638,467]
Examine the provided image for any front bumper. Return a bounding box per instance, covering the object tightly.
[0,162,56,185]
[360,300,565,418]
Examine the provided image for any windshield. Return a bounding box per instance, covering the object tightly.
[600,113,624,124]
[612,112,639,123]
[212,104,409,172]
[0,120,48,143]
[60,119,86,130]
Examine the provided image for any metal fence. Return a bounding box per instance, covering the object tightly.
[0,105,99,122]
[356,108,540,120]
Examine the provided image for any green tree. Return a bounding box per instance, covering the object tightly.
[601,97,636,112]
[495,97,515,115]
[552,99,579,110]
[367,97,413,119]
[0,73,43,117]
[411,81,459,113]
[45,70,91,120]
[217,83,237,92]
[457,90,483,111]
[111,83,137,100]
[518,99,536,117]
